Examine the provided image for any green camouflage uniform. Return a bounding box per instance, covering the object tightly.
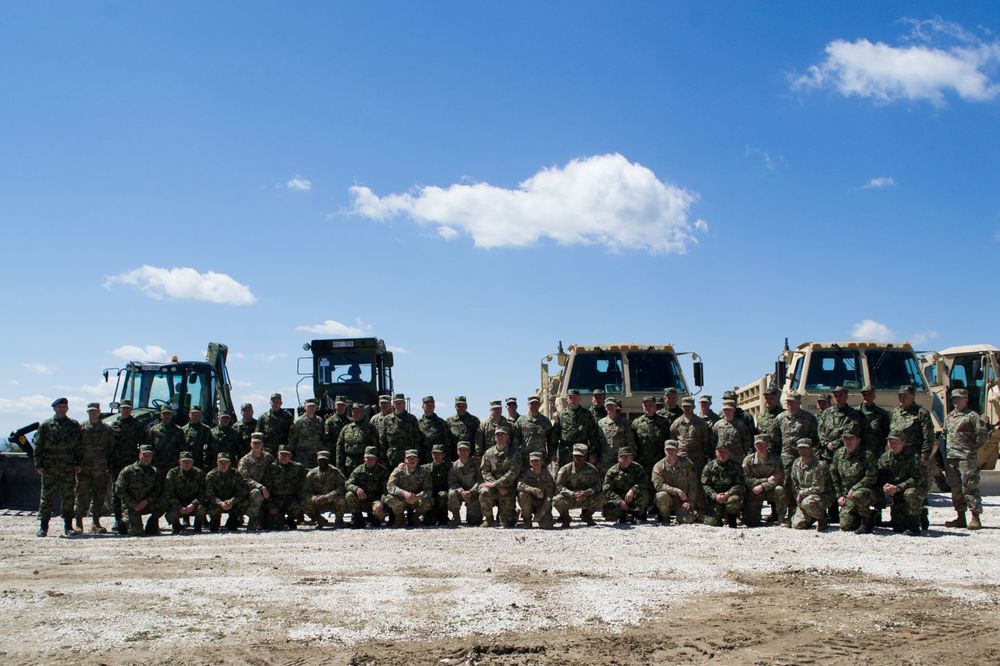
[711,418,753,460]
[479,446,523,525]
[741,451,786,527]
[698,408,721,426]
[651,455,698,523]
[182,421,212,470]
[207,424,244,468]
[346,462,389,520]
[447,412,481,455]
[288,414,325,468]
[75,420,115,521]
[657,404,683,425]
[590,404,607,423]
[514,413,553,463]
[859,402,891,456]
[770,409,820,518]
[790,457,834,529]
[422,460,451,522]
[149,420,185,479]
[164,465,207,525]
[754,406,783,454]
[205,466,262,524]
[943,408,989,515]
[476,415,518,459]
[597,414,638,468]
[303,465,347,523]
[383,463,433,525]
[237,450,273,506]
[233,417,258,454]
[323,411,351,453]
[447,457,483,523]
[830,446,878,531]
[817,404,862,462]
[553,462,604,516]
[110,415,147,520]
[602,461,651,520]
[890,402,935,496]
[114,461,166,535]
[381,411,422,469]
[262,459,306,528]
[516,466,555,527]
[551,407,604,466]
[671,413,713,471]
[34,415,81,521]
[257,408,293,456]
[419,413,455,462]
[701,457,744,526]
[877,448,922,526]
[336,421,379,475]
[632,413,671,472]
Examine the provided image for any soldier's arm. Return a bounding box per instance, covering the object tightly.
[727,465,745,496]
[385,467,403,497]
[163,474,180,508]
[853,454,878,493]
[516,470,538,495]
[701,464,716,499]
[919,411,934,460]
[496,455,522,487]
[345,467,362,495]
[474,429,486,459]
[71,421,83,467]
[742,456,762,490]
[418,471,433,499]
[554,465,569,493]
[829,454,844,496]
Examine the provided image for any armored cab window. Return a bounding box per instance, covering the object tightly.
[567,352,624,394]
[804,350,863,391]
[316,353,374,386]
[866,350,927,393]
[627,351,686,393]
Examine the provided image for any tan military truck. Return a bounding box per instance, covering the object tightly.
[537,342,704,420]
[922,344,1000,471]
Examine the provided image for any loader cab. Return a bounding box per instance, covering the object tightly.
[111,361,219,427]
[299,337,394,412]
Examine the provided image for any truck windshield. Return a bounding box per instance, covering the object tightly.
[805,350,863,390]
[627,352,686,392]
[316,352,374,386]
[122,366,214,413]
[567,352,624,394]
[866,350,927,392]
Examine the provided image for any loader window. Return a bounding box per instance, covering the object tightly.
[567,352,624,394]
[627,352,686,392]
[866,350,927,392]
[805,350,863,390]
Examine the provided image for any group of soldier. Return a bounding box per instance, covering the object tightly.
[30,382,988,537]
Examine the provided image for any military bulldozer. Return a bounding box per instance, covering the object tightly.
[537,342,704,420]
[297,337,395,415]
[1,342,234,510]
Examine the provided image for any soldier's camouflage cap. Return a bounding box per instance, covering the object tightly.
[681,397,694,406]
[241,402,253,410]
[887,430,905,441]
[592,389,605,396]
[567,389,581,396]
[351,402,364,410]
[528,451,545,461]
[722,390,736,400]
[120,399,134,408]
[663,439,679,450]
[860,385,875,393]
[832,386,848,394]
[641,395,656,403]
[506,396,518,404]
[431,444,445,454]
[457,440,471,449]
[572,444,588,456]
[699,394,712,402]
[422,395,434,403]
[898,385,915,395]
[139,444,154,453]
[455,395,467,404]
[86,402,101,411]
[335,396,347,405]
[795,438,813,448]
[219,412,232,420]
[363,446,379,458]
[494,426,511,436]
[51,397,68,408]
[217,452,232,461]
[190,405,202,413]
[278,445,292,454]
[605,398,618,407]
[951,388,969,398]
[784,392,801,402]
[379,395,392,403]
[490,400,502,407]
[754,434,771,445]
[715,441,731,450]
[270,393,282,400]
[763,387,780,396]
[721,402,736,410]
[618,447,636,457]
[179,451,193,461]
[250,432,264,441]
[160,406,173,414]
[404,449,419,458]
[527,395,541,403]
[316,450,331,460]
[817,394,832,402]
[304,398,318,406]
[663,388,678,396]
[393,393,406,401]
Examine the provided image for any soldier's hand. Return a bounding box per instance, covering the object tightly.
[826,442,837,451]
[677,490,688,501]
[625,489,635,503]
[847,489,854,500]
[134,499,148,511]
[838,496,847,507]
[619,500,629,510]
[222,499,233,510]
[681,502,691,511]
[461,490,471,501]
[796,495,803,507]
[715,493,727,504]
[884,483,897,496]
[534,489,543,499]
[36,468,44,476]
[356,488,367,501]
[262,487,271,500]
[753,485,764,495]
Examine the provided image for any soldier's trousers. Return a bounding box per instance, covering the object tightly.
[603,488,652,521]
[126,499,168,536]
[944,455,981,514]
[304,495,347,521]
[480,486,518,524]
[346,493,382,519]
[886,488,923,525]
[264,495,302,528]
[38,466,76,520]
[447,488,483,522]
[703,493,743,526]
[208,495,263,521]
[75,468,110,520]
[552,490,605,516]
[516,492,553,527]
[780,454,797,519]
[743,486,787,527]
[383,495,432,524]
[792,494,831,529]
[838,487,877,531]
[428,490,448,519]
[654,491,696,524]
[165,503,207,525]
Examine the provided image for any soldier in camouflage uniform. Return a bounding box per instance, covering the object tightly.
[770,394,820,525]
[830,433,878,533]
[208,412,244,468]
[110,399,146,534]
[818,387,862,464]
[114,444,167,536]
[891,385,935,528]
[632,396,672,475]
[288,398,324,468]
[590,389,608,422]
[257,393,293,457]
[651,440,698,524]
[697,395,720,426]
[447,441,482,526]
[476,400,518,458]
[505,396,522,425]
[447,396,480,462]
[74,402,115,534]
[323,396,351,453]
[942,389,989,530]
[479,428,522,527]
[790,439,834,532]
[702,443,744,528]
[383,449,433,527]
[657,387,683,424]
[671,397,713,510]
[815,393,832,414]
[754,388,784,456]
[263,445,306,530]
[422,444,451,525]
[149,405,185,482]
[878,432,923,535]
[596,398,636,473]
[858,386,890,456]
[551,389,604,467]
[233,402,258,455]
[722,389,755,434]
[742,435,786,528]
[164,450,206,533]
[302,450,347,529]
[337,403,379,475]
[553,444,604,527]
[237,433,273,513]
[712,402,752,460]
[205,451,261,531]
[382,394,422,469]
[346,446,389,528]
[34,397,81,537]
[517,450,555,529]
[419,396,455,462]
[514,395,553,466]
[602,448,651,524]
[182,405,212,470]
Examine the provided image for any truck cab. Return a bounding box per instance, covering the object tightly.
[299,338,394,413]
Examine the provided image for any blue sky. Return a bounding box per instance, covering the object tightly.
[2,2,999,434]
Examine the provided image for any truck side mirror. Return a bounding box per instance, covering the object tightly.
[384,352,394,369]
[775,361,787,385]
[693,362,704,387]
[103,370,109,383]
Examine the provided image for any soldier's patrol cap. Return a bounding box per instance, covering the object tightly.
[316,450,331,461]
[351,402,364,410]
[887,431,905,441]
[663,439,680,450]
[618,447,636,457]
[363,446,379,458]
[898,385,915,395]
[663,388,678,396]
[335,396,348,405]
[490,400,502,407]
[304,398,319,406]
[592,389,605,396]
[860,385,875,394]
[393,393,406,402]
[454,395,468,404]
[842,432,859,441]
[86,402,101,411]
[219,412,232,420]
[723,390,737,400]
[572,444,588,456]
[721,402,736,411]
[179,451,194,461]
[784,392,801,402]
[457,440,471,450]
[951,388,969,399]
[278,445,292,454]
[431,444,445,454]
[763,387,780,397]
[681,397,694,406]
[832,386,848,394]
[641,395,656,403]
[139,444,154,453]
[51,397,68,408]
[527,395,541,404]
[404,449,419,459]
[795,438,813,448]
[506,396,518,404]
[529,451,545,461]
[567,389,581,396]
[190,405,202,413]
[217,452,232,462]
[121,399,134,408]
[715,441,731,450]
[422,395,435,403]
[160,406,173,414]
[270,393,282,400]
[250,432,264,442]
[379,395,392,403]
[494,426,511,436]
[817,393,832,402]
[241,402,253,410]
[699,394,712,403]
[605,398,619,407]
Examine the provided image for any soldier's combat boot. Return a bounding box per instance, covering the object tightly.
[143,517,160,535]
[764,510,778,525]
[284,516,298,530]
[351,514,366,529]
[582,510,597,527]
[391,512,406,528]
[617,512,629,525]
[63,517,74,537]
[920,507,930,532]
[449,512,461,527]
[225,515,240,532]
[407,509,419,527]
[193,518,204,533]
[816,517,827,533]
[945,511,967,528]
[727,514,738,529]
[91,518,107,534]
[171,520,183,534]
[73,517,84,536]
[521,516,533,529]
[368,513,382,527]
[209,516,221,533]
[968,512,982,531]
[903,517,921,537]
[854,515,873,535]
[481,515,495,528]
[558,513,571,529]
[112,512,125,535]
[334,516,345,529]
[313,515,329,530]
[36,518,49,537]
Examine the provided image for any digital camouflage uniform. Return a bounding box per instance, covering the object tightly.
[943,407,989,516]
[182,421,212,470]
[114,460,166,535]
[632,413,672,474]
[877,447,922,529]
[859,402,891,456]
[323,411,351,453]
[381,411,422,469]
[597,413,637,469]
[671,413,712,508]
[237,450,273,507]
[149,420,185,480]
[701,456,744,527]
[233,416,258,454]
[383,462,433,526]
[75,419,115,523]
[741,451,786,527]
[337,421,379,475]
[516,464,555,528]
[830,446,878,531]
[552,407,604,467]
[602,461,651,521]
[346,461,389,524]
[262,458,306,528]
[479,445,523,526]
[164,465,207,527]
[553,461,604,519]
[208,423,244,468]
[890,401,935,497]
[422,459,451,523]
[657,404,684,426]
[770,409,820,519]
[447,412,481,457]
[790,456,834,529]
[257,408,293,456]
[712,418,753,461]
[817,404,862,462]
[110,414,147,523]
[698,407,721,426]
[288,414,325,468]
[303,464,348,524]
[651,455,698,523]
[754,405,784,456]
[447,456,483,524]
[34,414,81,522]
[514,412,553,463]
[476,416,518,459]
[419,413,455,462]
[205,465,262,528]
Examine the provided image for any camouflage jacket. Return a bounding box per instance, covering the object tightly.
[346,462,388,499]
[289,415,325,465]
[516,466,555,498]
[590,405,607,423]
[702,458,745,497]
[323,412,351,450]
[754,406,783,454]
[657,405,683,424]
[771,410,820,459]
[263,460,306,500]
[257,408,293,455]
[817,404,862,458]
[386,463,432,499]
[476,416,518,458]
[79,420,115,472]
[711,418,752,459]
[602,462,647,505]
[448,458,482,492]
[877,449,920,491]
[944,408,988,459]
[208,425,243,468]
[651,456,697,497]
[205,467,251,505]
[149,421,185,473]
[419,413,455,462]
[183,422,212,469]
[164,465,205,508]
[34,415,81,470]
[555,462,601,495]
[381,411,422,463]
[446,412,480,451]
[858,402,891,454]
[336,421,379,472]
[233,417,258,452]
[480,446,522,489]
[632,413,672,470]
[741,452,783,492]
[114,461,161,507]
[304,465,347,500]
[514,413,552,458]
[671,414,713,466]
[831,446,877,497]
[698,409,720,426]
[890,404,934,460]
[110,415,147,469]
[237,451,273,490]
[551,407,604,459]
[421,460,450,493]
[790,457,833,500]
[598,414,637,464]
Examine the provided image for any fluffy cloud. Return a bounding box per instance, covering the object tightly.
[111,345,170,362]
[104,266,256,306]
[0,394,54,416]
[252,353,286,364]
[296,318,372,337]
[909,330,939,346]
[349,153,707,254]
[851,319,895,342]
[23,363,55,376]
[386,345,408,354]
[287,175,312,192]
[862,177,895,189]
[794,19,1000,105]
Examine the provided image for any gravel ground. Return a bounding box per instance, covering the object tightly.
[1,491,999,664]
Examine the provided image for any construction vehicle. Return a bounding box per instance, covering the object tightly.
[297,337,395,414]
[1,343,234,510]
[537,342,704,420]
[922,344,1000,471]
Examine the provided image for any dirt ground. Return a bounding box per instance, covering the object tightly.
[2,494,1000,665]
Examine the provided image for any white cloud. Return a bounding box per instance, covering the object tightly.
[253,353,287,364]
[296,318,372,337]
[387,345,408,354]
[348,153,707,255]
[287,175,312,192]
[233,379,253,388]
[111,345,170,362]
[23,363,55,376]
[862,177,895,189]
[744,146,785,171]
[0,394,54,416]
[794,19,1000,105]
[909,330,939,346]
[851,319,895,342]
[104,265,256,306]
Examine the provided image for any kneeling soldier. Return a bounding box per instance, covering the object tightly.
[831,433,878,533]
[303,450,347,529]
[602,448,651,524]
[479,427,522,527]
[423,444,451,525]
[652,440,698,524]
[742,435,786,527]
[791,438,834,532]
[263,445,307,530]
[553,444,604,527]
[115,444,167,536]
[878,431,923,536]
[517,451,555,529]
[383,449,433,527]
[346,446,389,528]
[205,452,261,532]
[164,451,206,533]
[447,441,482,526]
[702,442,744,528]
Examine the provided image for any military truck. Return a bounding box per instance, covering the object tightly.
[1,342,234,510]
[297,337,395,414]
[922,344,1000,471]
[537,342,704,420]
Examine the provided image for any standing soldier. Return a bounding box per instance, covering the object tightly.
[323,396,351,453]
[233,402,258,456]
[712,402,752,460]
[658,388,683,424]
[418,396,455,462]
[551,389,604,468]
[815,393,832,415]
[553,444,604,527]
[383,449,433,528]
[890,384,934,529]
[505,396,521,425]
[447,396,480,459]
[697,395,720,426]
[723,389,755,434]
[742,435,786,527]
[182,405,212,469]
[382,393,422,469]
[479,428,522,527]
[590,389,608,422]
[164,450,206,534]
[257,393,293,457]
[288,398,324,468]
[770,393,820,526]
[447,441,483,526]
[516,451,555,529]
[514,395,553,465]
[207,412,243,468]
[597,398,637,472]
[336,403,379,475]
[237,433,272,530]
[858,386,890,456]
[263,445,307,530]
[818,386,862,464]
[74,402,115,535]
[33,397,81,537]
[830,433,878,533]
[651,440,698,525]
[345,446,389,528]
[149,406,184,481]
[302,450,347,529]
[114,444,167,536]
[878,432,923,536]
[369,394,393,454]
[632,396,671,474]
[671,397,713,509]
[942,388,989,530]
[477,400,517,458]
[205,452,261,532]
[602,448,651,524]
[110,399,146,534]
[701,443,744,528]
[790,438,834,532]
[754,388,784,454]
